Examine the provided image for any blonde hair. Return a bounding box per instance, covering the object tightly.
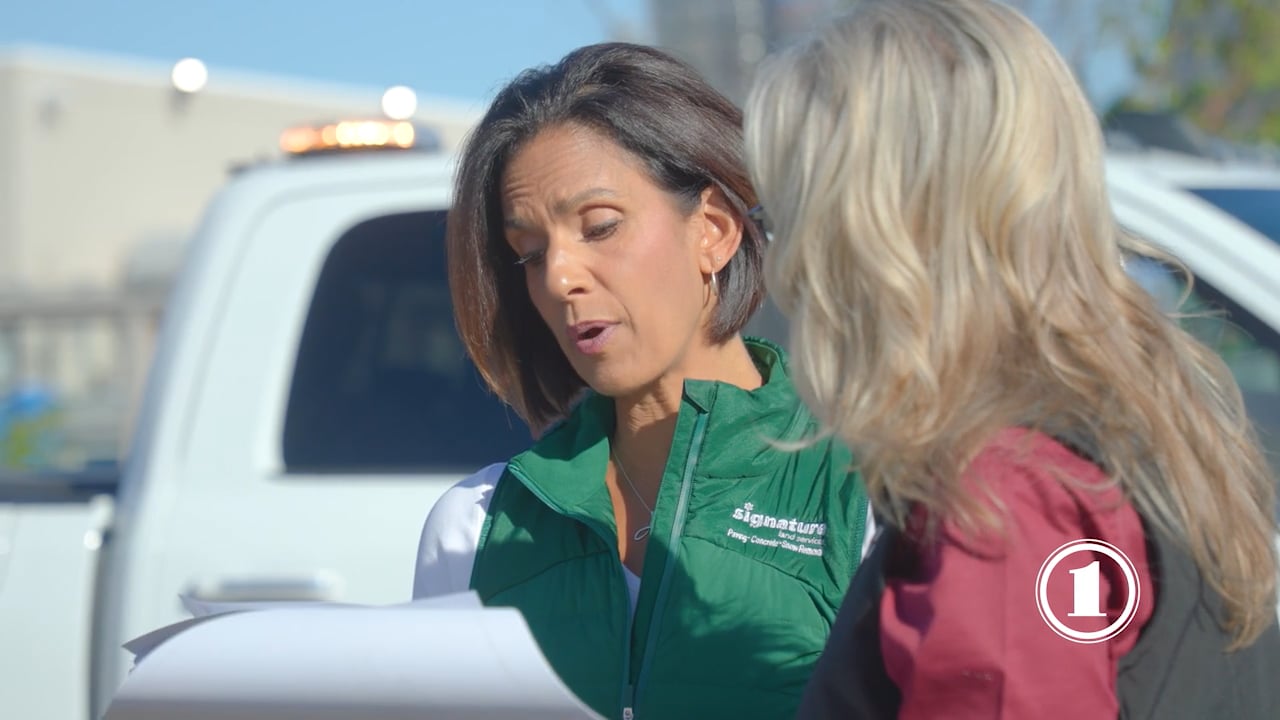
[745,0,1277,646]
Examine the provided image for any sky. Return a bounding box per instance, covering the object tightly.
[1,0,652,102]
[1,0,1171,112]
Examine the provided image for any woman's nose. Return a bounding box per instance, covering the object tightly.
[540,242,592,301]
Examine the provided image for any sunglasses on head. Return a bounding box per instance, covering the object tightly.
[748,204,774,240]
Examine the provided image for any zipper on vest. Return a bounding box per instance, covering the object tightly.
[628,411,709,718]
[618,622,633,717]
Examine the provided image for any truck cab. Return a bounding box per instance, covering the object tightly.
[89,121,537,716]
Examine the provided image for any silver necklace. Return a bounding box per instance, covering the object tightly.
[612,451,653,541]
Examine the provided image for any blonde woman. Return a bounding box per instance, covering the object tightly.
[744,0,1280,717]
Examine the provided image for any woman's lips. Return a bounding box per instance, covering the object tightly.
[569,322,617,355]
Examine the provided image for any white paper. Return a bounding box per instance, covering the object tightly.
[178,589,482,618]
[105,593,603,720]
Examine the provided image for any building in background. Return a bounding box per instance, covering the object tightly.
[649,0,841,103]
[0,45,481,469]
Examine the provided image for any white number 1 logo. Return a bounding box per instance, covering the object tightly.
[1067,560,1107,617]
[1036,539,1141,643]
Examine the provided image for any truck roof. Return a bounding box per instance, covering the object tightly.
[1107,149,1280,190]
[226,150,458,196]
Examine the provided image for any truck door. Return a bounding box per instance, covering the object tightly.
[100,177,532,712]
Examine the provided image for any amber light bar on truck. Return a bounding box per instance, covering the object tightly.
[279,120,439,156]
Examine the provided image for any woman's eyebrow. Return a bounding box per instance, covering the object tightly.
[553,187,617,215]
[504,187,618,230]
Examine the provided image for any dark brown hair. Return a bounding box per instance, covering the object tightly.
[448,42,766,433]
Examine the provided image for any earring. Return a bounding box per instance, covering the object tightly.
[710,271,719,295]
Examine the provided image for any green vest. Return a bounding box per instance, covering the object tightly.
[470,340,869,720]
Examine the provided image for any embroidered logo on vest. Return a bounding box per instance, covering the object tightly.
[726,502,826,557]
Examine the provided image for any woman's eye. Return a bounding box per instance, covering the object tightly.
[584,220,620,241]
[514,249,546,267]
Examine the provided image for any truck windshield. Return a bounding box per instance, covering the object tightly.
[1187,187,1280,245]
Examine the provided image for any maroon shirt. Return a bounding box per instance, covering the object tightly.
[881,428,1155,719]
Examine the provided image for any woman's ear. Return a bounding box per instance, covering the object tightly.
[696,185,744,276]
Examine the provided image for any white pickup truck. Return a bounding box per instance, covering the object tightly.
[1,121,1277,720]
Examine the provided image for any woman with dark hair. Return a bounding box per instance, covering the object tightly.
[413,42,869,720]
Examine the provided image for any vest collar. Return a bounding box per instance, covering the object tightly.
[506,338,809,523]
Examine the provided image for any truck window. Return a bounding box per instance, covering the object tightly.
[1128,257,1280,479]
[282,211,532,473]
[1186,188,1280,245]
